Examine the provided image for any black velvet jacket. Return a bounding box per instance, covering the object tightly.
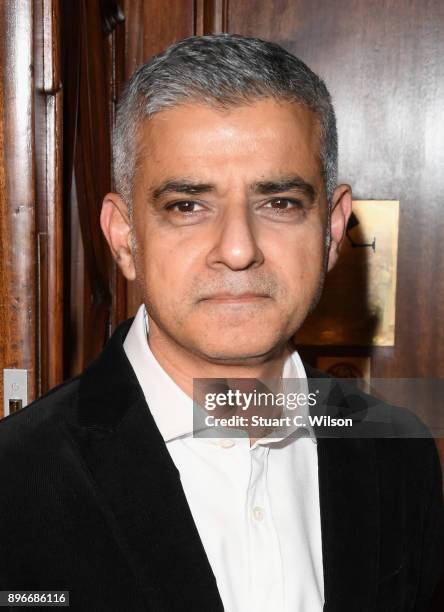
[0,319,442,611]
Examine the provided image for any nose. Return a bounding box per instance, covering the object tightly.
[206,205,264,271]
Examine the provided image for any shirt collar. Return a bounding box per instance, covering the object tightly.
[123,304,316,445]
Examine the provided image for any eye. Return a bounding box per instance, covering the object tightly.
[263,198,304,211]
[165,201,204,214]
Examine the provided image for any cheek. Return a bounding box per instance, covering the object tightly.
[273,228,325,294]
[140,234,200,305]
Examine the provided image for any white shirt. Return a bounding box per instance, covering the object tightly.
[124,304,324,612]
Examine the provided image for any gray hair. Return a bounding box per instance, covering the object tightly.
[113,33,338,214]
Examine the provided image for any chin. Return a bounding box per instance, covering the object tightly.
[187,309,296,358]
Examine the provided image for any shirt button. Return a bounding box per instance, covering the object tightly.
[252,506,264,521]
[219,438,235,448]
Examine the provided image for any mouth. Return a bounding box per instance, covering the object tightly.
[200,293,271,304]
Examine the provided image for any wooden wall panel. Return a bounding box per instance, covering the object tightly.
[0,1,37,413]
[0,0,65,411]
[123,0,195,79]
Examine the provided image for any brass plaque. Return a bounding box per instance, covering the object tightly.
[297,200,399,346]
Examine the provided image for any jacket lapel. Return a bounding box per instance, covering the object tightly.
[68,319,224,610]
[305,365,380,612]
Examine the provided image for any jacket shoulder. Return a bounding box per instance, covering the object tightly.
[0,376,80,451]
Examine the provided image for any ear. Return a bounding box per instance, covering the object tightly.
[100,193,136,281]
[327,184,353,272]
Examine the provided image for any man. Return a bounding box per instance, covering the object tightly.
[0,34,442,611]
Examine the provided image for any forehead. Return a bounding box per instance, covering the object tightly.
[134,98,322,186]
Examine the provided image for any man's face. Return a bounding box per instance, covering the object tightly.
[129,99,331,363]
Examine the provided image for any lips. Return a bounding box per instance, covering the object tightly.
[201,293,269,303]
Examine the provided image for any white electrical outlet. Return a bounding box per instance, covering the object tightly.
[3,369,28,417]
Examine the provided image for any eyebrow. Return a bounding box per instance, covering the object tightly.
[252,176,316,202]
[150,174,317,203]
[152,179,215,201]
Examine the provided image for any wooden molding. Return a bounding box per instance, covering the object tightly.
[34,0,64,395]
[194,0,229,35]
